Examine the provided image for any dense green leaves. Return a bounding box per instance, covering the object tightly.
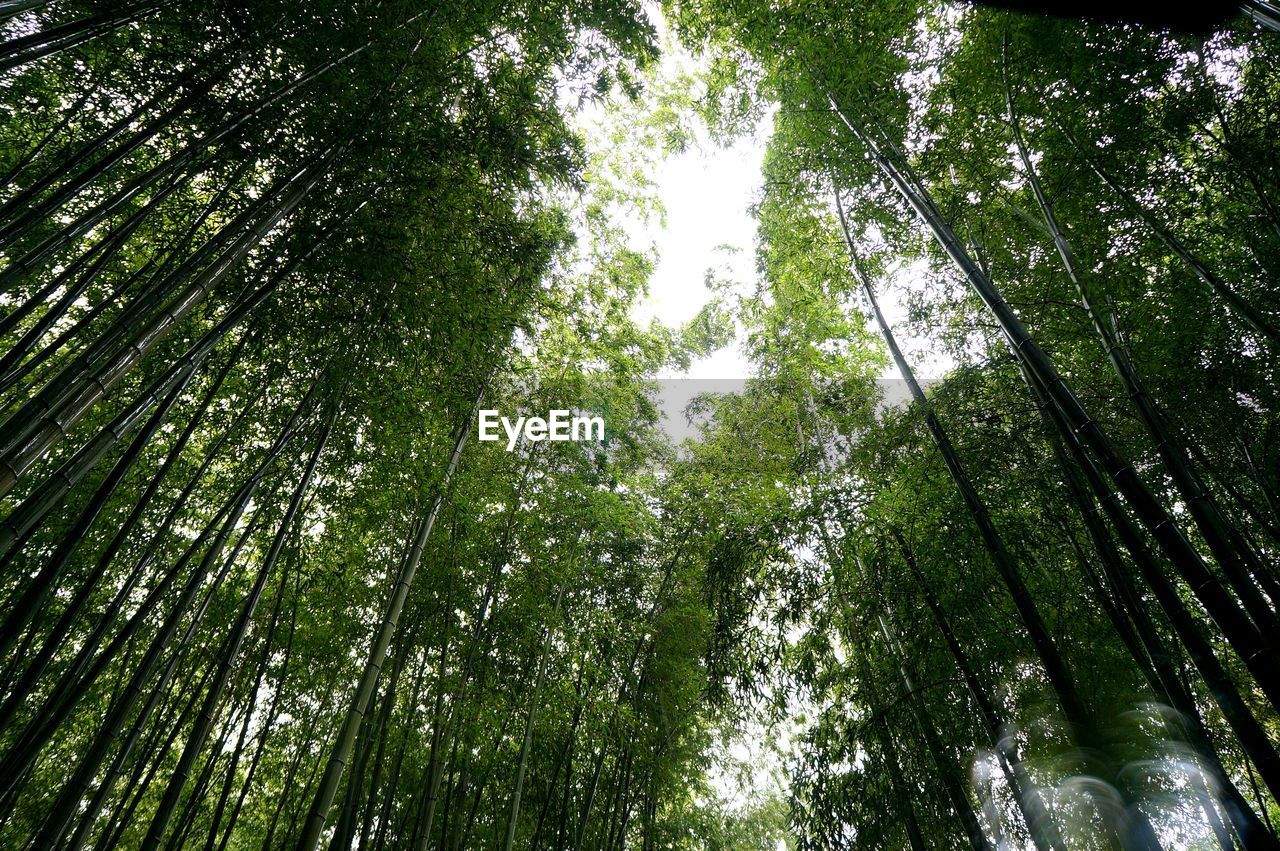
[2,2,1279,850]
[660,1,1280,849]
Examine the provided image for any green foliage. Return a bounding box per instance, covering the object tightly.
[2,2,1279,850]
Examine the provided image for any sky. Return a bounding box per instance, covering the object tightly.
[629,120,765,380]
[577,27,954,447]
[614,45,950,386]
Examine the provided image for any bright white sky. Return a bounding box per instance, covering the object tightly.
[574,21,952,450]
[629,130,950,381]
[629,121,765,380]
[612,30,946,385]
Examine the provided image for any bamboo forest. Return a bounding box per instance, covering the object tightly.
[3,0,1280,849]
